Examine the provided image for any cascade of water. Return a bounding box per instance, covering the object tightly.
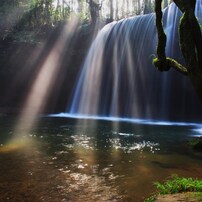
[67,2,202,121]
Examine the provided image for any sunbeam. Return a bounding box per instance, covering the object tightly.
[13,17,79,140]
[1,1,202,202]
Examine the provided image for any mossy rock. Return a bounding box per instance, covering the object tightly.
[189,137,202,152]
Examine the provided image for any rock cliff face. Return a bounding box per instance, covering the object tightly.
[0,24,94,115]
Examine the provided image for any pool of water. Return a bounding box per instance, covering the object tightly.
[0,116,202,201]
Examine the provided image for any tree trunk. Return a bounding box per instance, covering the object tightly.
[89,0,100,25]
[110,0,114,21]
[136,0,141,15]
[115,0,118,19]
[143,0,152,14]
[153,0,202,101]
[62,0,65,19]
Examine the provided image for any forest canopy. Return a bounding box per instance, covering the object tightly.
[0,0,171,38]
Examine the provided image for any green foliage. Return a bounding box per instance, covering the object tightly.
[155,175,202,194]
[8,30,41,44]
[0,0,156,32]
[53,4,70,24]
[144,196,155,202]
[26,0,54,27]
[144,175,202,201]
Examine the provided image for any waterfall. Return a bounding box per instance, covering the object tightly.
[67,2,202,121]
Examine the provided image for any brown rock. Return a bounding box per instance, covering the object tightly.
[156,192,201,202]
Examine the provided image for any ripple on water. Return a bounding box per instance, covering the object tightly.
[56,169,123,201]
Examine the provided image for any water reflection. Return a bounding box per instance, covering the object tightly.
[0,117,202,201]
[192,128,202,137]
[109,131,160,153]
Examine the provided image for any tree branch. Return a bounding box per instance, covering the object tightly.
[166,57,188,75]
[153,57,188,75]
[173,0,185,12]
[153,0,202,101]
[154,0,169,71]
[153,0,188,75]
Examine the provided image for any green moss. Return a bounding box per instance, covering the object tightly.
[152,57,168,71]
[152,57,159,66]
[189,137,202,151]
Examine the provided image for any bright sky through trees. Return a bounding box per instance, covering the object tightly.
[51,0,154,21]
